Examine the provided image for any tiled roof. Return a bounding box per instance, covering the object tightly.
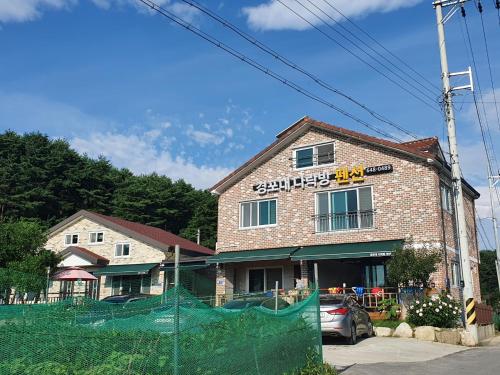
[60,246,109,264]
[91,212,214,255]
[50,211,214,255]
[210,116,439,193]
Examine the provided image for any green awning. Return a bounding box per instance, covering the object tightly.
[206,247,299,264]
[290,240,403,261]
[162,264,208,271]
[92,263,158,276]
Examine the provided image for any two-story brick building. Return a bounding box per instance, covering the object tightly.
[208,117,481,302]
[46,210,213,300]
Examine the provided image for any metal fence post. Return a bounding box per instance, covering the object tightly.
[313,263,323,364]
[275,280,279,314]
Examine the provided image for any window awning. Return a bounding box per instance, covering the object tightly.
[92,263,158,276]
[206,247,299,264]
[290,240,403,261]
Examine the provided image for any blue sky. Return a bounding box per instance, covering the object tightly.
[0,0,499,247]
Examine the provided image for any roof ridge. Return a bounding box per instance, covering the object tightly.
[400,136,438,145]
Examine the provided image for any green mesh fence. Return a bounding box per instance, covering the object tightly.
[0,271,322,374]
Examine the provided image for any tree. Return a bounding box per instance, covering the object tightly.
[180,191,218,249]
[0,220,60,302]
[387,242,441,288]
[0,130,219,250]
[479,250,499,308]
[0,219,48,268]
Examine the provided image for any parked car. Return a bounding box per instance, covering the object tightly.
[222,296,290,311]
[320,294,373,345]
[101,294,152,305]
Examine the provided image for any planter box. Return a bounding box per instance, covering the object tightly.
[368,311,388,320]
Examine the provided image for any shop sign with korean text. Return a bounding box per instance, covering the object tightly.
[253,164,393,195]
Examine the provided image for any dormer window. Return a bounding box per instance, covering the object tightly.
[294,142,335,169]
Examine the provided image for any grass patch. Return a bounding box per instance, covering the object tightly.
[373,320,403,329]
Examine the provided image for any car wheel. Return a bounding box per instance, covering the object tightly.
[346,322,357,345]
[363,320,373,338]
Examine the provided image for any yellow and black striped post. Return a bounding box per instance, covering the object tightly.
[465,298,477,325]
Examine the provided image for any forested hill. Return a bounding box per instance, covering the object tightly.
[0,131,218,249]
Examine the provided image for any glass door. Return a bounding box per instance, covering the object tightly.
[248,269,265,293]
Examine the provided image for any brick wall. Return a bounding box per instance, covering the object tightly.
[216,127,482,300]
[217,128,442,250]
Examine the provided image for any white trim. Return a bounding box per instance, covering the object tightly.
[88,231,105,245]
[293,141,335,171]
[246,266,284,293]
[239,198,278,230]
[64,233,79,246]
[114,242,131,258]
[314,185,374,233]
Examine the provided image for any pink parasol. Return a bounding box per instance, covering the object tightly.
[52,266,97,281]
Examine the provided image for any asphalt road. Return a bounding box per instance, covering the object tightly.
[341,346,500,375]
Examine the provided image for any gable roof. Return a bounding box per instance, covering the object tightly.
[60,246,109,265]
[49,210,214,256]
[210,116,479,198]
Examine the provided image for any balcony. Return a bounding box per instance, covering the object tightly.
[314,210,374,233]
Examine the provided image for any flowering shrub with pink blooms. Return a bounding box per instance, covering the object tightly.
[407,293,462,328]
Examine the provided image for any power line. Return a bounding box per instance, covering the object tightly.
[495,0,500,26]
[275,0,442,114]
[301,0,441,99]
[477,213,495,249]
[135,0,404,142]
[476,1,500,131]
[290,0,442,109]
[320,0,442,92]
[461,6,500,204]
[178,0,418,139]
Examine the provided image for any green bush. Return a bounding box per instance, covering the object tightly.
[407,293,462,328]
[290,352,337,375]
[376,298,400,320]
[494,313,500,331]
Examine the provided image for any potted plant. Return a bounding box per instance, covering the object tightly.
[374,298,401,320]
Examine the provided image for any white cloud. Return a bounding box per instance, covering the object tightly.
[92,0,199,21]
[71,131,231,189]
[0,0,75,23]
[0,0,198,24]
[242,0,423,31]
[186,125,225,146]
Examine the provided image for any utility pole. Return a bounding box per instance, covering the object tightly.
[433,0,478,344]
[488,174,500,291]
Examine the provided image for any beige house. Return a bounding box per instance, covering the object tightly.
[46,210,213,300]
[209,117,481,303]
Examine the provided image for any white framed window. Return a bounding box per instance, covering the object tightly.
[247,267,283,293]
[315,186,374,232]
[440,184,453,213]
[294,142,334,169]
[115,243,131,257]
[240,199,277,229]
[64,233,79,245]
[89,231,104,244]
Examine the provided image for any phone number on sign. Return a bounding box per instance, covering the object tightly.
[364,164,393,175]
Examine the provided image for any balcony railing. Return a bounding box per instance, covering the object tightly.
[314,210,374,233]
